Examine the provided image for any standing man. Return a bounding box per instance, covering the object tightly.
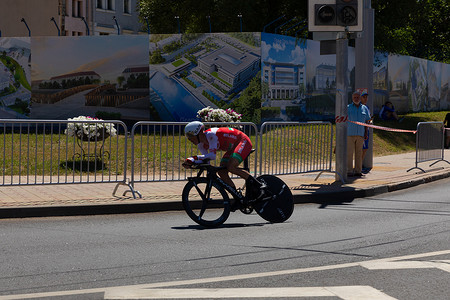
[360,90,373,173]
[347,91,370,177]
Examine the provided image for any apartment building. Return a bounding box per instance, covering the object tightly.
[94,0,143,35]
[315,64,336,90]
[263,62,305,100]
[197,47,260,92]
[0,0,143,37]
[0,0,60,37]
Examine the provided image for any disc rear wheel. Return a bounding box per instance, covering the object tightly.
[253,175,294,223]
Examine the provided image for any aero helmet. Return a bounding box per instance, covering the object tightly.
[185,121,204,137]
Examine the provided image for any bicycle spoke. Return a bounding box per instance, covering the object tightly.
[194,182,212,218]
[193,183,207,202]
[182,176,231,227]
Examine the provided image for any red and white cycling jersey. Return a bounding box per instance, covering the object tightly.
[194,127,252,163]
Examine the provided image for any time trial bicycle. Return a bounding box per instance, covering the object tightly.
[181,152,294,227]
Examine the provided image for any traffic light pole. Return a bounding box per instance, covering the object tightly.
[355,0,374,169]
[335,31,349,182]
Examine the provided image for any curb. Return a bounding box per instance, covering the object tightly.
[1,171,449,219]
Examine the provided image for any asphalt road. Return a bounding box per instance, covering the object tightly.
[0,178,449,299]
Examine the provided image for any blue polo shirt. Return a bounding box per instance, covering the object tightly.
[347,103,370,137]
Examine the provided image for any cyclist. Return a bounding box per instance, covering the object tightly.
[182,121,265,203]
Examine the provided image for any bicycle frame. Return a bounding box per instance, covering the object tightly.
[188,165,244,202]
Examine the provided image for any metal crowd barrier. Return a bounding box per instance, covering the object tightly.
[0,119,137,197]
[1,119,337,199]
[407,121,450,172]
[129,122,259,187]
[259,122,337,181]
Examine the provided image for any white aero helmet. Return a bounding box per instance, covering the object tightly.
[185,121,204,137]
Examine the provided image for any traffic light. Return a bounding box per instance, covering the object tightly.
[315,3,336,26]
[308,0,363,32]
[336,0,358,26]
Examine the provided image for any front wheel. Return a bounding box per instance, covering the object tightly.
[253,175,294,223]
[182,177,231,227]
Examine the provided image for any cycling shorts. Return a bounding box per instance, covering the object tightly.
[220,135,252,164]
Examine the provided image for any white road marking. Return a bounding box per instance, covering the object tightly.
[360,260,450,272]
[432,260,450,272]
[104,286,397,299]
[1,250,449,300]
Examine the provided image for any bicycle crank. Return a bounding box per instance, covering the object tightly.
[240,205,254,214]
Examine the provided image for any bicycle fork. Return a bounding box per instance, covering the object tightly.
[190,178,214,219]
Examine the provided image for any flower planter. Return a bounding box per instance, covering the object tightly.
[78,128,110,142]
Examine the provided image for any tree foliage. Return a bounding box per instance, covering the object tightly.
[372,0,449,63]
[232,72,262,124]
[139,0,449,63]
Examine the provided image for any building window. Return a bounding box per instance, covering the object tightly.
[107,0,115,10]
[72,0,82,17]
[123,0,131,14]
[96,0,103,9]
[64,0,69,16]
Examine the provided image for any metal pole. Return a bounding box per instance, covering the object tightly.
[144,17,150,34]
[206,16,211,33]
[283,21,304,35]
[175,16,180,34]
[335,32,349,182]
[263,15,285,32]
[112,16,119,35]
[81,17,90,35]
[20,18,31,37]
[274,17,295,34]
[50,17,60,36]
[237,14,242,32]
[355,0,374,169]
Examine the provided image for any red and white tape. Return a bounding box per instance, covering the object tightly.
[348,120,417,134]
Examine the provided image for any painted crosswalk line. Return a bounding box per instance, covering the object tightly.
[104,286,397,299]
[1,250,448,300]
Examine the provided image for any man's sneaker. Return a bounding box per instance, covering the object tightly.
[362,167,371,174]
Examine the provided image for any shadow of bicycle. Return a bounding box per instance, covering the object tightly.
[171,222,272,230]
[60,159,108,172]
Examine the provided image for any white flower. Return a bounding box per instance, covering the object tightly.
[64,116,117,139]
[196,106,242,123]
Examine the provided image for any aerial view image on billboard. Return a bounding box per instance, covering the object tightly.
[149,32,261,122]
[373,51,388,115]
[387,54,410,113]
[261,32,307,122]
[30,35,149,123]
[0,37,31,119]
[441,63,450,110]
[409,56,428,112]
[426,59,442,111]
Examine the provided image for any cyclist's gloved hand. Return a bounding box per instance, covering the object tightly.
[182,156,198,169]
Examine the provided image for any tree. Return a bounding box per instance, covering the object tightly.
[372,0,449,63]
[117,76,125,88]
[139,0,449,63]
[234,72,262,123]
[139,0,308,34]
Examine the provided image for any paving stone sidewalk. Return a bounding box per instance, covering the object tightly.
[1,151,449,218]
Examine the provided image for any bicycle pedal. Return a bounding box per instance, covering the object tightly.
[240,206,253,214]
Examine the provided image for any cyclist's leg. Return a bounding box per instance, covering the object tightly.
[227,139,266,200]
[218,153,237,189]
[218,155,259,190]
